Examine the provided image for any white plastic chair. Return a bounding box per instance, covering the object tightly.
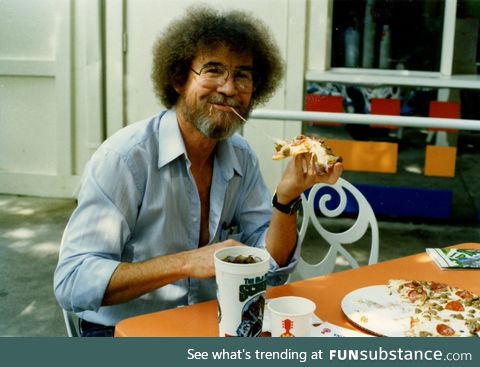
[290,177,379,281]
[62,309,80,337]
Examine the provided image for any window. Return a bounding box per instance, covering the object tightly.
[331,0,445,71]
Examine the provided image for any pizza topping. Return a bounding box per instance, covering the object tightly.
[404,281,420,288]
[470,299,480,308]
[436,324,455,336]
[466,319,480,334]
[456,290,474,300]
[445,301,465,312]
[407,288,427,303]
[419,331,433,337]
[430,282,448,291]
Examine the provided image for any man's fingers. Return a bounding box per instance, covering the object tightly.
[325,162,343,184]
[314,163,326,176]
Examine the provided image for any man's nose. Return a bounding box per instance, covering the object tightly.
[216,73,238,95]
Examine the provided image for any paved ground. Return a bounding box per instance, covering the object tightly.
[1,129,479,336]
[1,196,479,336]
[0,195,76,336]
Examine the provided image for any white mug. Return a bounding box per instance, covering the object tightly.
[267,296,316,337]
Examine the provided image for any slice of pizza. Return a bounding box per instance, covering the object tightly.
[272,135,342,172]
[388,279,480,337]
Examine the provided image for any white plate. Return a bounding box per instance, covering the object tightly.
[341,285,415,337]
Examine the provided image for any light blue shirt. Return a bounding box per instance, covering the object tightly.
[54,108,299,326]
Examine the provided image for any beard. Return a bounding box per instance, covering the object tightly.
[181,95,249,140]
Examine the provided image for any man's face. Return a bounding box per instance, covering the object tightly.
[176,46,254,140]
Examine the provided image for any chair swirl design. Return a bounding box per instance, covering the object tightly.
[292,177,379,280]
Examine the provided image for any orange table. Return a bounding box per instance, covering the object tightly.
[115,243,480,337]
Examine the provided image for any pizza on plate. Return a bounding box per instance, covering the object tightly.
[272,135,342,173]
[388,279,480,337]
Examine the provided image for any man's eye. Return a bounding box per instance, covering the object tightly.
[202,66,224,76]
[235,71,252,81]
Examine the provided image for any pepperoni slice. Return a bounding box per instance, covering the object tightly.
[436,324,455,336]
[408,288,426,303]
[455,290,474,300]
[430,282,448,291]
[404,281,420,288]
[445,300,465,312]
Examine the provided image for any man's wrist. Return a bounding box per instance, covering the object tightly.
[272,193,301,215]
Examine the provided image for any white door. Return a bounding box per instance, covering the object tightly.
[0,0,105,198]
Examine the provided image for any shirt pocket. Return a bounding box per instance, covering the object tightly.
[219,223,244,242]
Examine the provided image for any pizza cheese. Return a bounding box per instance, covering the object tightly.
[388,279,480,337]
[272,135,342,172]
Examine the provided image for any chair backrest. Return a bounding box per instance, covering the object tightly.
[63,309,80,337]
[290,177,379,281]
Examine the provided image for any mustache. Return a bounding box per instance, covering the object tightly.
[206,96,240,108]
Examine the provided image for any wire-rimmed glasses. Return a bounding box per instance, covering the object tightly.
[190,63,256,93]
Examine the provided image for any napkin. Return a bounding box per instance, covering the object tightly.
[262,307,371,337]
[310,322,373,337]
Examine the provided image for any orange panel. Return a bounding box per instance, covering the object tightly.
[370,98,401,129]
[424,145,457,177]
[304,94,343,126]
[326,139,398,173]
[428,101,460,133]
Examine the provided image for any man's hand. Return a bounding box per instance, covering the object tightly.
[184,239,244,279]
[275,154,343,203]
[103,239,244,306]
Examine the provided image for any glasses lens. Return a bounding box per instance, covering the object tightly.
[197,65,254,92]
[233,70,254,92]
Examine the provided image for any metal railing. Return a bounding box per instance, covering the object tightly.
[250,109,480,131]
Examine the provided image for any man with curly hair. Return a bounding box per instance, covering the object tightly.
[54,6,342,337]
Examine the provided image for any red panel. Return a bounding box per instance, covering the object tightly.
[304,94,343,126]
[370,98,400,129]
[371,98,401,115]
[429,101,460,119]
[428,101,460,132]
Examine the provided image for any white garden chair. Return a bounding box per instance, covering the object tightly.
[289,177,379,281]
[62,309,80,337]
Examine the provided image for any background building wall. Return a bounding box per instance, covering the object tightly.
[0,0,306,198]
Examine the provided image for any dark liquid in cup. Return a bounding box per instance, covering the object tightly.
[222,255,262,264]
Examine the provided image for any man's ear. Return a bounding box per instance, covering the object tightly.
[173,84,184,94]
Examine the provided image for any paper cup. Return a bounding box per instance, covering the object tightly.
[214,246,270,337]
[267,296,316,337]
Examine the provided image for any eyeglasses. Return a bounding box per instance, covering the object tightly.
[190,63,256,93]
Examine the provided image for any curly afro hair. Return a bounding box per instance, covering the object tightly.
[151,5,284,109]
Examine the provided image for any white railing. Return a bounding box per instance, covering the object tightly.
[250,109,480,131]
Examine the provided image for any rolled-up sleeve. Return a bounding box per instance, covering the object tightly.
[53,148,141,312]
[235,149,300,285]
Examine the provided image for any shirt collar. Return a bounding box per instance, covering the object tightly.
[216,137,244,180]
[157,107,244,179]
[158,108,187,169]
